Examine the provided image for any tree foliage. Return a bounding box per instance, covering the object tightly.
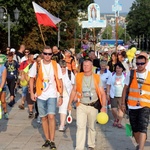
[0,0,94,53]
[126,0,150,39]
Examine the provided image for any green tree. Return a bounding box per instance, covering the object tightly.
[126,0,150,39]
[102,25,112,39]
[0,0,94,53]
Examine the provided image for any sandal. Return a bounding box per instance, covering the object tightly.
[113,119,119,127]
[117,123,123,128]
[18,104,24,110]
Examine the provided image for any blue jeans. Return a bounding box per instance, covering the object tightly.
[37,98,57,117]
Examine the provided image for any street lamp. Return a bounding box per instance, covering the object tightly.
[0,6,20,47]
[57,21,67,48]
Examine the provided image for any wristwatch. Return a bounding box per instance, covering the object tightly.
[59,95,63,98]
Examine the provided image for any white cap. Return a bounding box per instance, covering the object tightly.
[135,50,141,55]
[118,46,125,51]
[34,53,39,59]
[104,48,109,52]
[10,48,15,52]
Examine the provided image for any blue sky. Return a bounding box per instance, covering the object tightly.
[94,0,135,13]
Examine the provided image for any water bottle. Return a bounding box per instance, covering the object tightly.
[0,101,2,119]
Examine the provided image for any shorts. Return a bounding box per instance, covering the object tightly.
[22,86,28,97]
[37,98,57,117]
[110,97,122,108]
[129,107,150,133]
[2,86,6,92]
[26,91,34,105]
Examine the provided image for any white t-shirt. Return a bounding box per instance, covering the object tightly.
[124,70,148,109]
[21,56,28,63]
[29,60,62,100]
[146,60,150,71]
[97,69,111,90]
[107,72,125,98]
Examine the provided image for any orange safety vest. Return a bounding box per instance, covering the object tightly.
[36,60,62,96]
[76,72,102,105]
[128,70,150,108]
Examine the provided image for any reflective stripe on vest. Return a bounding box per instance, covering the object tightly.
[128,70,150,107]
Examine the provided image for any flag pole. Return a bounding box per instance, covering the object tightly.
[38,24,46,46]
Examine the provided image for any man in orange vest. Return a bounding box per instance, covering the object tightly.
[68,59,107,150]
[121,52,150,150]
[29,46,63,150]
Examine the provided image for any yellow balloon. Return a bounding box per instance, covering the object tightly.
[96,112,109,125]
[130,52,135,57]
[126,50,131,56]
[130,47,136,53]
[128,56,133,62]
[20,80,28,87]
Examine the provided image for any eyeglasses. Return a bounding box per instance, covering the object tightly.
[43,52,53,56]
[61,66,66,68]
[25,51,29,53]
[136,62,146,66]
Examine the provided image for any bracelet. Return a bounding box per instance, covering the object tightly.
[107,93,110,95]
[0,88,2,92]
[102,106,107,108]
[121,103,125,105]
[59,95,63,98]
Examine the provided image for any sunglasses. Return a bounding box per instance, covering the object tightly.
[25,51,29,53]
[136,62,146,66]
[43,52,53,56]
[61,66,66,68]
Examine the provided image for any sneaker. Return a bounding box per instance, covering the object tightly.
[28,112,34,119]
[88,147,95,150]
[59,126,66,132]
[4,112,9,120]
[50,141,56,150]
[8,100,15,107]
[42,140,50,148]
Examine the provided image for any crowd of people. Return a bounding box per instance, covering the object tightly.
[0,43,150,150]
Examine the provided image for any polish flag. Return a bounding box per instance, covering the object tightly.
[32,2,61,28]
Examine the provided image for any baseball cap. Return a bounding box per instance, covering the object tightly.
[65,49,72,55]
[10,48,15,53]
[118,46,125,51]
[137,52,149,59]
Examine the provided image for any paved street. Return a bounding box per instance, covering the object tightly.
[0,89,150,150]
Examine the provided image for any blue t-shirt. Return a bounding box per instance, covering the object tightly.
[4,60,19,79]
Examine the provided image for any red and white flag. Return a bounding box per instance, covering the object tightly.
[32,1,61,28]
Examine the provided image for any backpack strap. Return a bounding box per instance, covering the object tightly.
[68,70,71,80]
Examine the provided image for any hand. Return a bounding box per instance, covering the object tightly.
[121,104,126,113]
[58,97,63,106]
[67,103,72,111]
[106,95,110,101]
[100,107,107,113]
[31,93,36,101]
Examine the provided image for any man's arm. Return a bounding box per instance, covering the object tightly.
[57,78,63,106]
[99,87,107,112]
[68,84,77,110]
[121,85,128,113]
[29,77,36,101]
